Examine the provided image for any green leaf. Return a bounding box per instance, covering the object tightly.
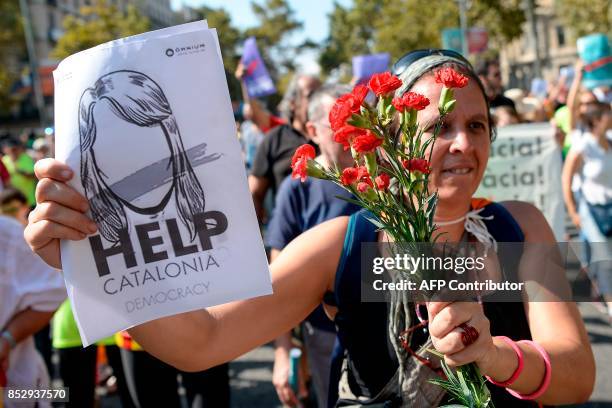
[457,369,471,399]
[444,100,457,114]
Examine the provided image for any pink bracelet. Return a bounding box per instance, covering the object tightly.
[486,336,524,387]
[507,340,552,400]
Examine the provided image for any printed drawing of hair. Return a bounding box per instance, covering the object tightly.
[79,70,205,245]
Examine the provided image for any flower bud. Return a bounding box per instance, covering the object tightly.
[364,152,378,178]
[306,160,328,180]
[438,87,455,115]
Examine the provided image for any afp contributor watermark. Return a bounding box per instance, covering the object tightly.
[360,241,611,303]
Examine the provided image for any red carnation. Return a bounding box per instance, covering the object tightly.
[329,96,353,131]
[375,173,390,190]
[329,86,369,131]
[291,144,316,166]
[392,92,430,112]
[357,166,370,180]
[368,72,402,96]
[340,167,359,185]
[334,125,366,151]
[402,158,431,174]
[357,181,372,193]
[290,144,316,182]
[352,131,383,153]
[434,67,468,89]
[351,85,369,107]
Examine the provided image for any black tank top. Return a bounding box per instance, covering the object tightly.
[327,202,537,407]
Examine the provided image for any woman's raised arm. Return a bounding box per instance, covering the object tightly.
[24,158,347,371]
[129,217,347,370]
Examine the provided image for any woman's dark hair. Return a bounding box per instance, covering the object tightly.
[580,101,611,130]
[79,70,206,244]
[0,187,27,207]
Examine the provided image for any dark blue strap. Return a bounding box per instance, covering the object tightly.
[329,210,378,407]
[333,210,378,309]
[480,202,525,242]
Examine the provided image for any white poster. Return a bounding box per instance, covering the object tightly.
[53,22,272,346]
[476,123,566,240]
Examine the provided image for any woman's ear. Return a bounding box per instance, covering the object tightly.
[305,121,319,143]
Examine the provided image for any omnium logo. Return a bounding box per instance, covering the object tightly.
[165,43,206,57]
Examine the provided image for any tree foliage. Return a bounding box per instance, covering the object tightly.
[189,6,242,72]
[0,0,25,113]
[554,0,611,38]
[319,0,527,75]
[52,0,150,59]
[245,0,303,73]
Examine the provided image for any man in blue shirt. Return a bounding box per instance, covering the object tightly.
[266,84,360,407]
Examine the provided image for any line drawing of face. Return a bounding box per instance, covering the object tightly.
[92,99,174,208]
[79,70,206,245]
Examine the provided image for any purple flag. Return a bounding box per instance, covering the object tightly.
[352,53,390,85]
[241,37,276,98]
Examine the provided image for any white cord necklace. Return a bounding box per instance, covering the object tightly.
[434,207,498,253]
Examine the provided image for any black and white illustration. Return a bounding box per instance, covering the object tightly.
[78,70,211,245]
[53,23,272,346]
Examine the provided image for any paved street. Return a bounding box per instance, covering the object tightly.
[228,303,612,408]
[571,303,612,408]
[229,343,279,408]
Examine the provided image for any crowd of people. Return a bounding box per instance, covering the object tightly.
[1,44,610,408]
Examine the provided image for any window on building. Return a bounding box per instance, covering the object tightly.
[556,26,566,47]
[48,11,56,31]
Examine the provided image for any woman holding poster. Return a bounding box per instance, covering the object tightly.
[25,51,594,407]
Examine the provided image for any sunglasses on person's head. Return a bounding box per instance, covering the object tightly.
[391,49,472,77]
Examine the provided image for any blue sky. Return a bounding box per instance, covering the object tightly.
[170,0,351,72]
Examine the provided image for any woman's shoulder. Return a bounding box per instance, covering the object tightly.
[497,200,555,242]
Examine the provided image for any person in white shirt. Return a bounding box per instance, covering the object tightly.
[562,101,612,320]
[0,215,66,408]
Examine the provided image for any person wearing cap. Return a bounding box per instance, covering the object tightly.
[1,138,37,207]
[25,50,595,406]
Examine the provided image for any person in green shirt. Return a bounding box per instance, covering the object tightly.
[53,300,135,408]
[1,139,37,207]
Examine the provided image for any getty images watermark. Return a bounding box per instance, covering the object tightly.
[371,252,524,292]
[359,242,611,303]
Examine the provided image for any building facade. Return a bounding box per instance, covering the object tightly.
[500,0,578,90]
[28,0,177,66]
[8,0,179,126]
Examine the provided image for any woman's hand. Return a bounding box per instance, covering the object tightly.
[235,62,245,81]
[570,211,581,229]
[272,346,308,407]
[428,301,497,375]
[23,159,97,269]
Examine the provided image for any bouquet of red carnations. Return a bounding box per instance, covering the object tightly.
[290,68,492,407]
